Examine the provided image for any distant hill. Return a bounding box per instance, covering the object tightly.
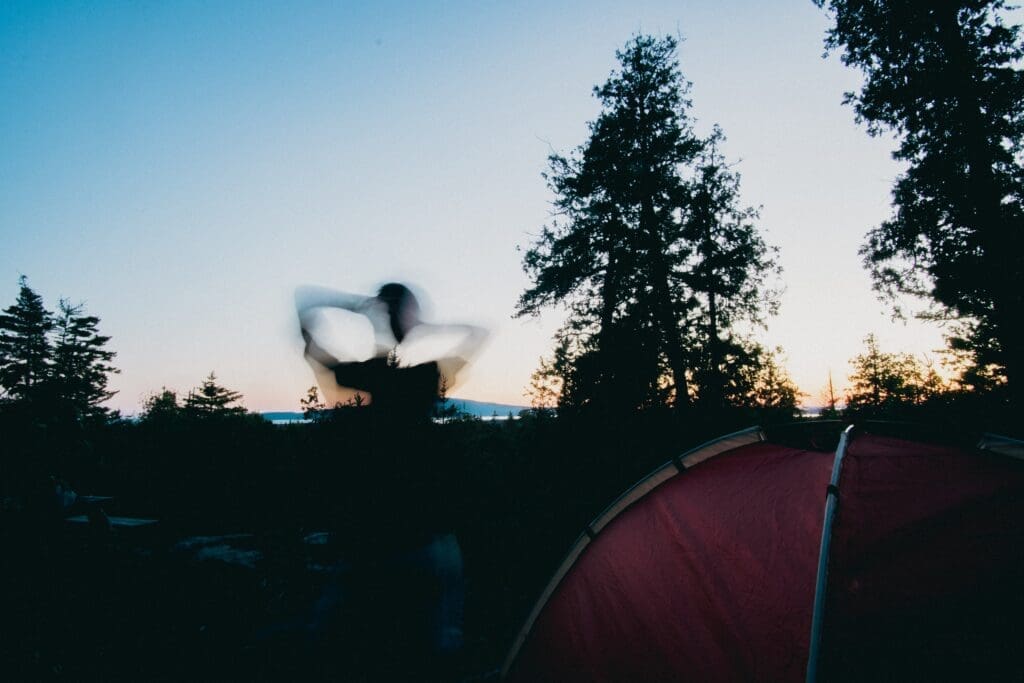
[446,398,528,418]
[261,398,528,423]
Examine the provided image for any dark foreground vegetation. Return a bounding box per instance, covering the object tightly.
[2,396,1020,681]
[0,400,746,680]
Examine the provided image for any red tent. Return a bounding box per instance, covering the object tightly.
[503,424,1024,682]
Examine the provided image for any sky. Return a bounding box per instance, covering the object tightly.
[0,0,968,412]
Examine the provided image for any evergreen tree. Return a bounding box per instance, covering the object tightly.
[0,276,54,404]
[51,299,119,421]
[516,35,703,413]
[433,375,460,423]
[845,334,925,412]
[517,36,783,417]
[526,353,563,415]
[739,346,802,418]
[816,0,1024,397]
[183,372,247,418]
[140,387,181,423]
[819,371,841,418]
[682,129,781,409]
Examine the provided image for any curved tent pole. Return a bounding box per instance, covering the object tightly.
[977,432,1024,460]
[499,425,766,679]
[805,423,855,683]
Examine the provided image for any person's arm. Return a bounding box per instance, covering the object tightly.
[410,323,488,390]
[415,323,488,361]
[448,323,488,361]
[294,285,370,315]
[295,285,395,357]
[301,329,340,368]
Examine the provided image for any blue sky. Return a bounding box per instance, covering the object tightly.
[1,0,969,411]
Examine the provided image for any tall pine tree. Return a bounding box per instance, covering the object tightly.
[682,128,781,410]
[0,276,54,404]
[516,35,703,413]
[518,36,783,417]
[816,0,1024,398]
[52,299,119,421]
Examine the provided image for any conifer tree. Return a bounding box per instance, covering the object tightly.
[140,387,181,423]
[184,372,247,418]
[516,35,703,412]
[682,128,781,409]
[845,334,924,411]
[819,371,840,418]
[518,36,783,416]
[51,299,119,421]
[0,276,54,404]
[816,0,1024,397]
[739,346,801,417]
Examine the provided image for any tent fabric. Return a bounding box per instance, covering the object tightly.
[508,441,833,682]
[818,433,1024,681]
[503,426,1024,683]
[830,433,1024,618]
[500,427,767,672]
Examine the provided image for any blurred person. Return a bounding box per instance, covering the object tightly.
[294,282,486,679]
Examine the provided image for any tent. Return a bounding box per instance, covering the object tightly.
[502,423,1024,682]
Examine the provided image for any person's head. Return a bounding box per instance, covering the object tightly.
[376,282,420,343]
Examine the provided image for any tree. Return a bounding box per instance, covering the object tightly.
[741,348,802,417]
[51,299,119,421]
[140,387,182,423]
[518,36,783,417]
[0,278,120,422]
[682,129,782,409]
[183,372,247,418]
[816,0,1024,397]
[819,371,841,418]
[516,35,704,413]
[526,353,563,415]
[0,276,54,404]
[433,375,461,423]
[845,334,925,411]
[300,385,326,422]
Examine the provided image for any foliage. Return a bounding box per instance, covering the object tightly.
[183,372,247,418]
[517,35,782,416]
[51,299,120,421]
[736,346,802,419]
[819,372,841,418]
[0,277,118,423]
[299,385,326,422]
[516,35,702,413]
[140,387,182,424]
[683,129,782,409]
[525,353,562,417]
[816,0,1024,396]
[0,276,55,404]
[844,334,947,413]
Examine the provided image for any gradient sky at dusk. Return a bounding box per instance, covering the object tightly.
[2,0,969,412]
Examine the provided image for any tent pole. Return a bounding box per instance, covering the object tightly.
[499,425,765,679]
[805,424,854,683]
